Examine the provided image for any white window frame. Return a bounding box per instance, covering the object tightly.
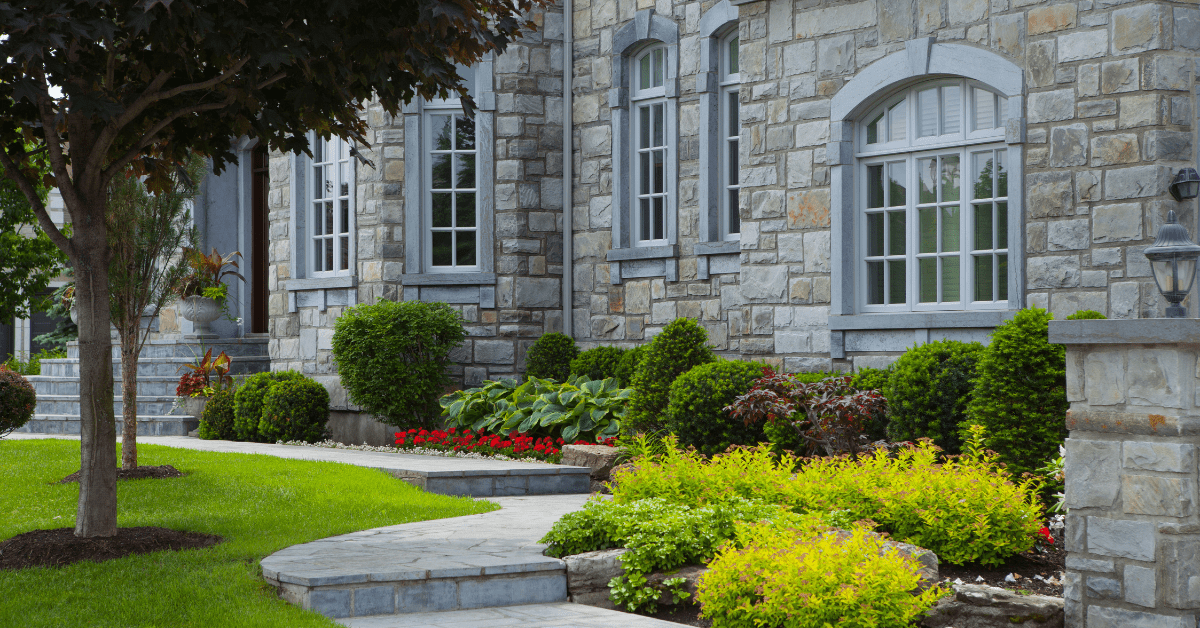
[719,32,740,242]
[306,134,355,278]
[855,79,1010,314]
[631,44,670,248]
[423,106,480,273]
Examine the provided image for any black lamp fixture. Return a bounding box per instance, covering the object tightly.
[1144,211,1200,318]
[1169,168,1200,202]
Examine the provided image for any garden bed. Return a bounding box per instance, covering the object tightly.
[0,526,221,570]
[57,464,184,483]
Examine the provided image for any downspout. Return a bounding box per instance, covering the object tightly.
[561,0,574,338]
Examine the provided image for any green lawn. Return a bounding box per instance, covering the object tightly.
[0,438,498,627]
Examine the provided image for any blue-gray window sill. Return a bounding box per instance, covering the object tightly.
[829,310,1018,331]
[606,245,678,262]
[285,276,357,291]
[693,241,740,256]
[402,272,496,286]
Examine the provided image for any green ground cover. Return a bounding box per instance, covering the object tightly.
[0,438,498,627]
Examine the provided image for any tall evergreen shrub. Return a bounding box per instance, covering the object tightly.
[885,340,986,454]
[570,345,628,384]
[626,318,715,433]
[965,307,1068,475]
[525,332,579,381]
[666,360,767,455]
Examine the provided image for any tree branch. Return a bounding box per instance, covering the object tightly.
[100,99,236,185]
[0,145,74,257]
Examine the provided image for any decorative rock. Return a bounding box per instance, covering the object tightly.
[564,548,629,609]
[561,445,622,483]
[920,584,1064,628]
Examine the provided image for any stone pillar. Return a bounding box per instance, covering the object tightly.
[1051,319,1200,628]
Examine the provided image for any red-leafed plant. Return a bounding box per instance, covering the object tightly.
[175,373,208,397]
[725,373,887,458]
[177,348,234,394]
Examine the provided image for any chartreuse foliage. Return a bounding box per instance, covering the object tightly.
[965,307,1068,476]
[665,360,767,455]
[1066,310,1106,320]
[524,333,579,382]
[885,339,986,454]
[441,375,629,442]
[608,433,1043,566]
[570,346,628,385]
[540,497,792,613]
[697,517,945,628]
[0,438,494,628]
[626,318,715,433]
[332,300,467,429]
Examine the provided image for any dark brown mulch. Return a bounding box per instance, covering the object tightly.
[0,527,223,570]
[939,545,1066,597]
[645,603,712,627]
[57,464,184,484]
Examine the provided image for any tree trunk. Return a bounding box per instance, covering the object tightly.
[72,200,118,538]
[120,337,139,470]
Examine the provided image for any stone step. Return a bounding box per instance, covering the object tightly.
[335,603,687,627]
[37,356,270,379]
[34,394,185,417]
[261,495,589,621]
[29,375,183,397]
[65,338,270,360]
[18,414,199,436]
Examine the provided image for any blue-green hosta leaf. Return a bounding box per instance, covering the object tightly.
[578,414,596,433]
[581,380,604,395]
[558,389,580,406]
[562,423,581,442]
[518,413,540,434]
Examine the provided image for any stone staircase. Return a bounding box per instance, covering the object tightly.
[19,338,271,436]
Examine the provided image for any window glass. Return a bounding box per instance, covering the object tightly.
[310,135,352,274]
[428,114,478,268]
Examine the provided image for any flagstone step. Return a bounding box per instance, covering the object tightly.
[17,414,199,436]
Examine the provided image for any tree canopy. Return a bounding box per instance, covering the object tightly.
[0,0,546,537]
[0,159,67,323]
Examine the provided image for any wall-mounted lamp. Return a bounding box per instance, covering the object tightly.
[1169,168,1200,202]
[1145,211,1200,318]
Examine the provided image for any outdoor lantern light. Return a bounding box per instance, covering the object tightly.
[1170,168,1200,202]
[1144,211,1200,318]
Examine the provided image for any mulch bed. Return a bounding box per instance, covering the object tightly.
[0,527,222,570]
[646,603,711,627]
[939,545,1066,597]
[57,465,185,484]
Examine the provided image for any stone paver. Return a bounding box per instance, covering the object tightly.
[6,434,590,496]
[337,602,684,627]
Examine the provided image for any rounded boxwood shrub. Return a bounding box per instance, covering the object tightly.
[626,318,715,433]
[258,378,330,443]
[667,360,768,455]
[614,345,647,390]
[885,340,986,454]
[197,386,237,440]
[570,345,627,384]
[0,367,36,438]
[332,300,467,429]
[1066,309,1106,320]
[966,307,1068,476]
[525,332,579,381]
[234,371,306,442]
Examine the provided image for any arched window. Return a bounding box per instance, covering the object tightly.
[632,44,670,246]
[857,78,1011,312]
[719,33,740,241]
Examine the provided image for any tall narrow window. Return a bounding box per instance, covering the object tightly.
[310,135,352,275]
[427,112,478,269]
[859,79,1009,312]
[720,34,740,240]
[632,45,669,246]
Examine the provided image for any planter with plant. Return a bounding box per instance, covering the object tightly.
[177,247,244,336]
[175,348,234,420]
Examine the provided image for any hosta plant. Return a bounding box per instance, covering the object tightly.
[441,375,629,442]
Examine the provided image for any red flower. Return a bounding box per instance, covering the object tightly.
[1037,527,1054,544]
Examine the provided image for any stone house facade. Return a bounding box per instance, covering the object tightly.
[251,0,1197,416]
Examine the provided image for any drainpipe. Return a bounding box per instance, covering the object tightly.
[561,0,574,338]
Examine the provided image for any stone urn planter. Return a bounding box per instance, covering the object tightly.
[69,307,78,325]
[178,296,221,336]
[183,395,208,420]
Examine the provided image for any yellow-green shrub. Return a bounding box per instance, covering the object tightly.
[609,434,1043,566]
[697,518,945,628]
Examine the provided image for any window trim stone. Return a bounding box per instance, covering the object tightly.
[606,10,681,284]
[401,59,498,307]
[695,0,740,280]
[826,38,1028,355]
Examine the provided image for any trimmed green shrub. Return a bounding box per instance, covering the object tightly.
[233,370,306,442]
[666,360,767,455]
[614,345,647,390]
[884,340,986,454]
[697,519,945,628]
[570,345,627,384]
[850,365,892,392]
[258,378,330,443]
[1067,309,1107,320]
[788,371,840,384]
[966,307,1068,476]
[332,300,467,429]
[197,386,237,440]
[0,367,36,438]
[525,332,579,382]
[626,318,715,433]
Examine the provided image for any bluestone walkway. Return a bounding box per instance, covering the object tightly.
[8,434,590,496]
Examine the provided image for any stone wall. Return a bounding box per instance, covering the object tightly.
[1053,319,1200,627]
